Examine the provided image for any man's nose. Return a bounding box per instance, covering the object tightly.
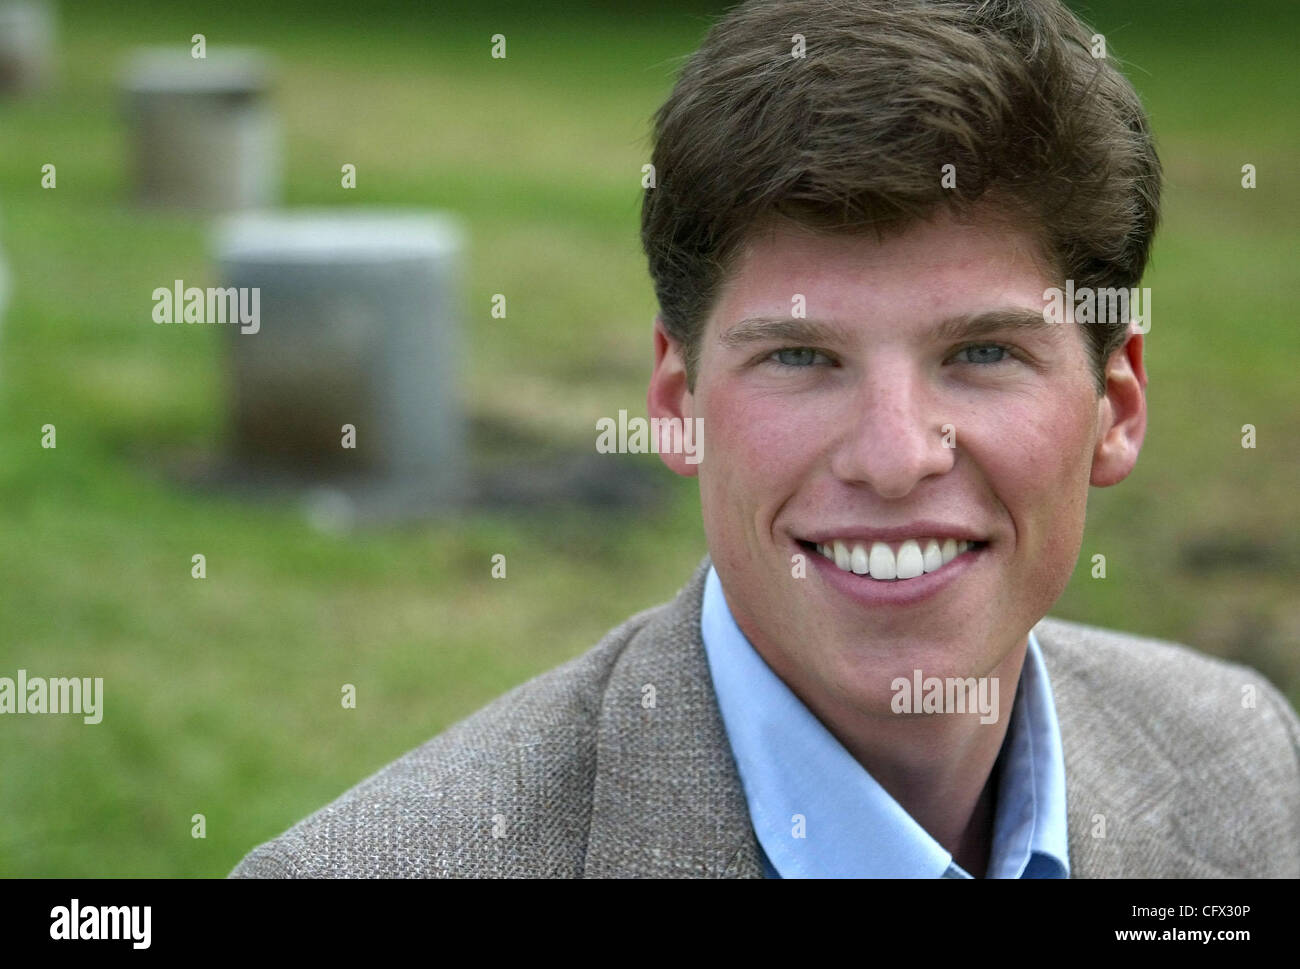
[828,365,955,499]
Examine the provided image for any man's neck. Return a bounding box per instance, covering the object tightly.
[850,703,1014,872]
[762,637,1027,874]
[952,754,1001,877]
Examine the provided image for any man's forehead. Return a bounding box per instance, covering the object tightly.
[731,200,1054,265]
[707,205,1060,338]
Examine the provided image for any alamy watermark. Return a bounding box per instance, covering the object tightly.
[50,899,150,949]
[1043,281,1151,333]
[152,278,260,334]
[595,409,703,465]
[891,669,999,724]
[0,670,103,724]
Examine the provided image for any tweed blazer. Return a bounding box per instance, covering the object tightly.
[231,557,1300,878]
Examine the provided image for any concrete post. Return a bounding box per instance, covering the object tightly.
[122,47,278,209]
[0,1,55,95]
[214,210,468,512]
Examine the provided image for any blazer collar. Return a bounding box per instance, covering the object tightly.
[1035,618,1233,878]
[584,556,764,877]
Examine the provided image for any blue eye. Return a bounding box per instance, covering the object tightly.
[955,344,1009,365]
[770,347,828,367]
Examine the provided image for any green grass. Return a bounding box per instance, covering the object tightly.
[1,0,1297,875]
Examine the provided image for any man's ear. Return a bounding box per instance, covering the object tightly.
[647,314,700,478]
[1090,322,1148,487]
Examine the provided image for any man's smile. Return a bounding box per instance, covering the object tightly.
[794,527,993,608]
[803,536,989,581]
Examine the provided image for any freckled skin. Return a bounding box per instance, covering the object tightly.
[648,205,1146,753]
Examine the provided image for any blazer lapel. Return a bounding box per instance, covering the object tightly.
[1035,619,1233,877]
[583,557,764,878]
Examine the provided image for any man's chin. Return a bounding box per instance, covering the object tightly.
[818,631,1015,699]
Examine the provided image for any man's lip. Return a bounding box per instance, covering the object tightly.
[802,536,984,607]
[796,522,989,544]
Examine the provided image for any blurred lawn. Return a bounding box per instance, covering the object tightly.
[0,0,1296,876]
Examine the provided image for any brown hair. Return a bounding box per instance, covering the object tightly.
[641,0,1161,392]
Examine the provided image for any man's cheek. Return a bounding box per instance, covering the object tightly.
[1019,480,1089,596]
[730,404,823,465]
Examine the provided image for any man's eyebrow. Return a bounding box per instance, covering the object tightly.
[717,308,1053,349]
[717,317,853,349]
[932,308,1055,343]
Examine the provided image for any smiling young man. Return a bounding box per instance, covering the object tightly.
[232,0,1300,879]
[648,206,1128,877]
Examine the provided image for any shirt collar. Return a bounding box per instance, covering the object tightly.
[701,565,1069,878]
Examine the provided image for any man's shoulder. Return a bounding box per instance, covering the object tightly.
[230,595,677,878]
[1035,614,1298,728]
[1034,615,1300,876]
[1035,613,1300,756]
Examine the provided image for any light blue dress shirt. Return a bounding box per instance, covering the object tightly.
[700,565,1070,878]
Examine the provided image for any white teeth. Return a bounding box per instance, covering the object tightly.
[896,540,924,579]
[868,542,896,580]
[850,543,870,575]
[941,538,958,565]
[813,535,981,581]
